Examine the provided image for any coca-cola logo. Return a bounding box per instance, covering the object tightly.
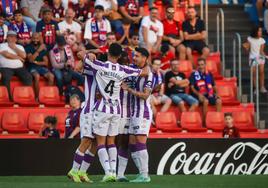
[157,142,268,175]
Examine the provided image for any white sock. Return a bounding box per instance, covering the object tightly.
[137,149,149,178]
[131,151,141,172]
[80,150,95,173]
[107,145,117,175]
[72,149,84,171]
[117,149,128,178]
[97,145,111,175]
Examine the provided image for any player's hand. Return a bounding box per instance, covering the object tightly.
[86,53,96,61]
[121,82,129,90]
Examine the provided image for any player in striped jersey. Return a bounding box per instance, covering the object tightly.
[121,47,153,183]
[84,43,148,182]
[67,52,97,183]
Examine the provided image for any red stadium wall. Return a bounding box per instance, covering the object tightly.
[0,139,267,175]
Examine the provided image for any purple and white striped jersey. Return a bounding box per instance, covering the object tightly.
[82,60,98,114]
[84,57,141,115]
[120,76,134,118]
[132,69,154,120]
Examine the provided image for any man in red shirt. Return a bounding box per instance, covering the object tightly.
[222,112,240,138]
[162,5,186,60]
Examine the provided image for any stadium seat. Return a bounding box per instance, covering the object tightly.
[2,112,28,133]
[55,112,68,133]
[174,8,185,22]
[0,86,13,107]
[39,86,65,107]
[150,125,157,133]
[13,86,39,107]
[181,112,207,132]
[216,85,240,105]
[28,112,51,133]
[232,112,257,132]
[206,112,225,132]
[239,132,268,138]
[206,60,222,79]
[155,112,181,132]
[178,60,193,78]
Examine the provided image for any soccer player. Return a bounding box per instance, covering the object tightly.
[67,51,98,183]
[121,47,153,183]
[84,43,148,182]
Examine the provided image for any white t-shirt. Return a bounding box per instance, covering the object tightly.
[0,43,25,69]
[62,0,78,10]
[58,20,82,34]
[84,18,111,40]
[247,36,266,59]
[139,16,163,46]
[95,0,118,10]
[0,24,8,41]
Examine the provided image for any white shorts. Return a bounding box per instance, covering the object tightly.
[79,113,94,139]
[92,111,120,137]
[119,117,130,135]
[129,117,152,136]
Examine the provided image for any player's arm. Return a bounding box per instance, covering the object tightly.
[122,82,151,100]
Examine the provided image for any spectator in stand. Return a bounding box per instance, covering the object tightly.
[190,58,222,122]
[20,0,45,32]
[36,7,60,51]
[0,13,8,43]
[182,6,210,66]
[221,0,238,5]
[95,0,123,38]
[65,94,82,139]
[58,8,82,42]
[9,10,32,47]
[159,43,175,70]
[256,0,264,25]
[118,0,144,33]
[39,116,60,138]
[162,5,186,60]
[124,32,139,64]
[49,35,84,95]
[139,7,163,55]
[165,59,198,113]
[51,0,65,23]
[25,32,54,98]
[84,5,111,50]
[222,112,239,138]
[0,30,32,100]
[0,0,17,25]
[151,57,172,123]
[243,25,267,94]
[73,0,91,28]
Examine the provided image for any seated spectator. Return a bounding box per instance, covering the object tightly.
[222,112,239,138]
[221,0,238,4]
[95,0,123,38]
[0,30,32,100]
[0,13,8,43]
[190,58,222,121]
[139,7,163,55]
[20,0,45,32]
[162,5,186,60]
[182,6,210,66]
[151,57,172,122]
[118,0,144,33]
[36,7,60,50]
[9,10,32,46]
[49,35,84,95]
[124,32,139,63]
[51,0,65,23]
[73,0,91,28]
[165,59,198,113]
[65,94,82,139]
[159,43,175,70]
[58,8,82,43]
[39,116,60,138]
[84,5,111,50]
[25,33,54,98]
[0,0,17,24]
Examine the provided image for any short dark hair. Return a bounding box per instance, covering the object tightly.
[224,112,233,118]
[118,50,129,65]
[250,25,261,38]
[13,10,23,16]
[95,5,104,11]
[197,57,206,64]
[149,7,158,12]
[135,47,150,58]
[130,32,139,38]
[170,58,179,64]
[152,57,161,64]
[109,43,122,58]
[107,32,115,37]
[42,7,52,14]
[70,94,80,101]
[44,116,57,126]
[166,5,174,11]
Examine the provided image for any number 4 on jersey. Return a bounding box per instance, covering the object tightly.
[104,80,115,96]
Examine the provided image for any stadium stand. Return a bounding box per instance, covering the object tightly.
[0,86,13,107]
[155,112,181,132]
[13,86,39,107]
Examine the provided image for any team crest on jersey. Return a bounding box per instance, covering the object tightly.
[112,65,116,71]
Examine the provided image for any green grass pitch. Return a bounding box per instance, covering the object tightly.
[0,175,268,188]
